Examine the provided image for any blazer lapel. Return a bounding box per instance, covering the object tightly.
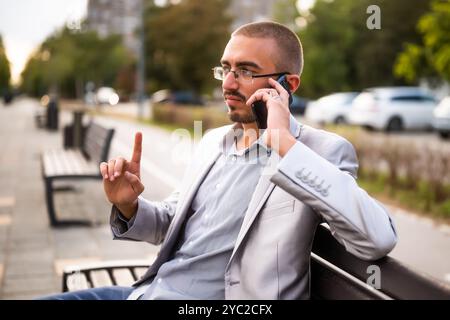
[228,116,302,263]
[228,153,279,262]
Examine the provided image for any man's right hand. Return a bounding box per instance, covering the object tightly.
[100,132,144,219]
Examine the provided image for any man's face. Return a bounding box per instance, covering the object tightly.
[220,35,279,124]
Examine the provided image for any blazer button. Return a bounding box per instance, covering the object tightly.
[301,172,311,183]
[308,176,318,187]
[315,180,325,192]
[295,168,305,180]
[321,185,331,197]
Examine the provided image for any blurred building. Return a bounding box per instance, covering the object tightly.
[86,0,278,56]
[229,0,278,30]
[86,0,141,56]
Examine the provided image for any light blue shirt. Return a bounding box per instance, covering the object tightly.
[129,129,271,300]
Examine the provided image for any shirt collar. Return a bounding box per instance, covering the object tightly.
[219,114,302,153]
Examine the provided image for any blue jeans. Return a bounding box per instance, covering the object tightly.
[38,286,134,300]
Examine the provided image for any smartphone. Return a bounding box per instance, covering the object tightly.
[252,75,293,129]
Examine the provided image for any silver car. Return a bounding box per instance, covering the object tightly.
[433,96,450,139]
[349,87,437,131]
[305,92,359,125]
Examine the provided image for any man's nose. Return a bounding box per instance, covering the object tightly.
[222,71,239,91]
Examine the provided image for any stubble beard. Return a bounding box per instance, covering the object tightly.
[228,106,257,124]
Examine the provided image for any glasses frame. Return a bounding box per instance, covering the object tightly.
[212,66,289,83]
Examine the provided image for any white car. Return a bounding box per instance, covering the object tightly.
[348,87,437,131]
[432,96,450,139]
[305,92,359,125]
[95,87,119,106]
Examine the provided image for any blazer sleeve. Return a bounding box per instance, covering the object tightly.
[110,189,179,245]
[270,139,398,261]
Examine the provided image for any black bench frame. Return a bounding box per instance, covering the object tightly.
[41,121,114,227]
[62,224,450,299]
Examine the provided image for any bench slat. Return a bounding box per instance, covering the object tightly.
[112,269,136,287]
[66,272,90,291]
[66,150,84,175]
[90,270,114,287]
[83,123,113,164]
[42,149,100,177]
[51,149,65,176]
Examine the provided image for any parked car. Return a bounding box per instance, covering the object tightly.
[305,92,359,125]
[95,87,119,106]
[151,89,205,106]
[432,96,450,139]
[348,87,437,131]
[289,95,309,115]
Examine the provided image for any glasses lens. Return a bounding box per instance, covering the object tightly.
[240,70,253,82]
[213,67,224,80]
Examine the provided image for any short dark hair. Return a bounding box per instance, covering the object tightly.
[232,21,303,75]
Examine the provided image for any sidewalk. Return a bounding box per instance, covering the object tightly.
[0,98,158,299]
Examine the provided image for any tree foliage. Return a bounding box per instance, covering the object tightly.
[144,0,232,94]
[0,35,11,91]
[395,0,450,84]
[297,0,431,98]
[21,26,134,98]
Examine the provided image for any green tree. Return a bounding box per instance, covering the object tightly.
[144,0,232,94]
[395,0,450,84]
[298,0,360,98]
[0,35,11,92]
[297,0,431,98]
[21,26,134,98]
[355,0,431,89]
[272,0,300,31]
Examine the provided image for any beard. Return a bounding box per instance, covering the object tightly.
[228,107,257,123]
[224,89,256,124]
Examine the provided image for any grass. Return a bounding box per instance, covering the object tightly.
[358,171,450,223]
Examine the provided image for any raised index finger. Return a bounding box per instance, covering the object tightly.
[131,132,142,163]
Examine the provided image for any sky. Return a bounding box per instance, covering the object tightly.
[0,0,314,85]
[0,0,88,84]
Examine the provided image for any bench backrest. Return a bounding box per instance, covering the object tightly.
[82,122,115,164]
[61,224,450,299]
[310,224,450,300]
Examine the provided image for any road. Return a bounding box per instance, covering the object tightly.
[89,107,450,286]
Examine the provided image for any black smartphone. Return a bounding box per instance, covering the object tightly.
[252,75,293,129]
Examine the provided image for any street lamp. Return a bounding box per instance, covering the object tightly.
[137,0,146,119]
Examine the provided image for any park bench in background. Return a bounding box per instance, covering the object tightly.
[41,121,115,227]
[61,224,450,299]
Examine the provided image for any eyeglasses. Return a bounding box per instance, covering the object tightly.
[212,66,289,83]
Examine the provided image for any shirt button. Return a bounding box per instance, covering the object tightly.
[157,278,162,284]
[215,183,220,189]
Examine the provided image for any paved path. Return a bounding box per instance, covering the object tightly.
[0,98,160,299]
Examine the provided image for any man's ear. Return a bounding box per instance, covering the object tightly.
[287,75,300,93]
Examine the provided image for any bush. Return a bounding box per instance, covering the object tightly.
[333,126,450,220]
[152,103,230,133]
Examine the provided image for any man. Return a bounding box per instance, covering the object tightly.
[45,21,397,300]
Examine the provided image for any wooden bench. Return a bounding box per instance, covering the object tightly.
[61,224,450,299]
[62,260,150,292]
[41,121,115,227]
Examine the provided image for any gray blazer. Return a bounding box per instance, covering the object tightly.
[110,116,397,299]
